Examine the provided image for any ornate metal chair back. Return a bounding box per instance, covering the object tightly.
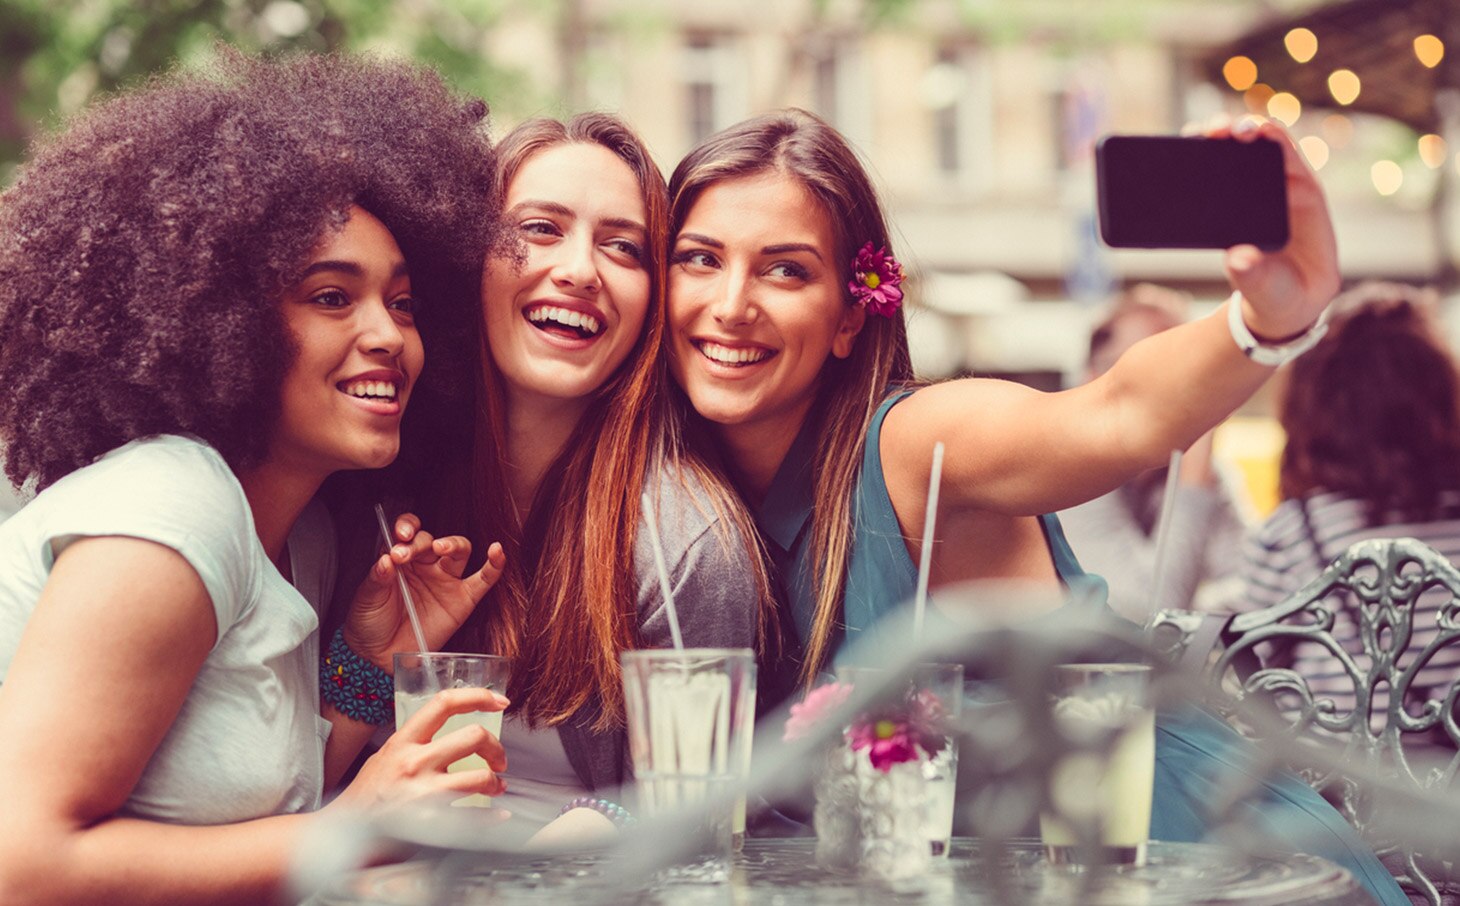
[1171,538,1460,904]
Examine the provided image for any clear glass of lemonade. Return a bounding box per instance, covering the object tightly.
[393,652,511,807]
[1039,663,1155,867]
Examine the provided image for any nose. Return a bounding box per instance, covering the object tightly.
[358,297,407,357]
[550,231,600,294]
[708,266,756,328]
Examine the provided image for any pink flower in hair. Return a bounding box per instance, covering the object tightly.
[848,242,905,317]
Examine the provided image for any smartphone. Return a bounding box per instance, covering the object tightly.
[1095,135,1289,251]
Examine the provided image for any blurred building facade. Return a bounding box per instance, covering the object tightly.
[483,0,1444,386]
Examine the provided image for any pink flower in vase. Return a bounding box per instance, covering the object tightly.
[847,717,921,772]
[784,682,854,742]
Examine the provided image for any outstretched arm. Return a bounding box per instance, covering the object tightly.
[883,117,1337,520]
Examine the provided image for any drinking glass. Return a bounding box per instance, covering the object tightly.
[621,648,756,882]
[1039,663,1155,867]
[393,652,512,807]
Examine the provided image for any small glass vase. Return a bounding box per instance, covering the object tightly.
[813,744,931,881]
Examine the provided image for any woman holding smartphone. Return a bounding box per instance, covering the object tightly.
[662,109,1405,905]
[366,113,769,832]
[0,53,508,905]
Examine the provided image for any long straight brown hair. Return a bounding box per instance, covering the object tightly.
[668,109,915,686]
[450,113,770,731]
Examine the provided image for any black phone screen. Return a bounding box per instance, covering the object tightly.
[1095,135,1289,251]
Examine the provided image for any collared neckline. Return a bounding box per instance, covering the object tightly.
[753,414,819,554]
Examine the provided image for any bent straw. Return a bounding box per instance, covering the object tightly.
[1146,449,1184,627]
[374,503,431,659]
[913,442,946,640]
[641,491,686,651]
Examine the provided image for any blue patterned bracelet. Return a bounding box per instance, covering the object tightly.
[559,796,636,828]
[320,627,395,725]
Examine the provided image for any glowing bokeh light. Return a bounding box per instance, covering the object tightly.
[1285,28,1318,63]
[1371,160,1403,196]
[1223,56,1258,91]
[1268,92,1301,126]
[1415,35,1445,69]
[1244,83,1276,114]
[1298,136,1329,170]
[1419,134,1447,169]
[1329,69,1361,105]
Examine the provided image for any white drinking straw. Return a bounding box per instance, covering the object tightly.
[913,441,946,640]
[641,491,686,651]
[374,503,431,658]
[1146,449,1184,625]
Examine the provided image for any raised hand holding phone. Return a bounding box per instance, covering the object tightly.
[1097,116,1338,347]
[1217,116,1340,343]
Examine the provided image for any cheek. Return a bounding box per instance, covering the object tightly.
[403,329,425,380]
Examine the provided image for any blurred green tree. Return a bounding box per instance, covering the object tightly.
[0,0,552,184]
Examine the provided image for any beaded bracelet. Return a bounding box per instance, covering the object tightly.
[559,796,636,828]
[320,627,395,726]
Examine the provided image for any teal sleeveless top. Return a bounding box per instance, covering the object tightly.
[750,391,1406,906]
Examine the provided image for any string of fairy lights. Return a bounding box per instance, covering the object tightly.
[1220,29,1447,197]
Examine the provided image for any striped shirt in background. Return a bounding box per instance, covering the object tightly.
[1239,490,1460,735]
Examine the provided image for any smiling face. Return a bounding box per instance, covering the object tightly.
[271,205,424,476]
[668,170,865,444]
[482,141,651,409]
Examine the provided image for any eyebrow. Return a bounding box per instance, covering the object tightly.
[298,260,408,280]
[675,233,723,249]
[676,234,824,263]
[511,200,647,235]
[508,199,573,220]
[761,243,824,262]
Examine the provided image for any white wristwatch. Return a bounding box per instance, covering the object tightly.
[1225,291,1329,367]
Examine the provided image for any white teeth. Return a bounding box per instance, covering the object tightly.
[342,380,398,400]
[699,341,771,365]
[527,305,602,336]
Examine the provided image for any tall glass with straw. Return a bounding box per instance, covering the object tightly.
[622,493,755,879]
[375,504,511,806]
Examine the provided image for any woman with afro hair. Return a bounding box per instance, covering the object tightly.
[0,52,511,904]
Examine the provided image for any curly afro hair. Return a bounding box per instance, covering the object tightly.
[0,50,499,490]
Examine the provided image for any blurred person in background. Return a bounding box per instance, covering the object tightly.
[1059,284,1247,620]
[1240,282,1460,729]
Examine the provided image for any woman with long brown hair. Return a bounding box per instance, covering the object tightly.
[663,108,1405,904]
[398,113,769,830]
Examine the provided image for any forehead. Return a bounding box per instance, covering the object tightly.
[681,171,835,252]
[308,205,402,262]
[508,142,644,217]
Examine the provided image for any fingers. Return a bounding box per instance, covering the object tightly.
[398,687,510,741]
[393,513,422,543]
[430,535,472,579]
[424,721,509,774]
[389,526,439,568]
[460,542,507,605]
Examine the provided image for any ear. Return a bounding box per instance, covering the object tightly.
[831,303,867,359]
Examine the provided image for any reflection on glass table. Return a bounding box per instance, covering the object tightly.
[307,837,1366,906]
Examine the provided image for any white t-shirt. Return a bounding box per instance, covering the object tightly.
[0,435,329,824]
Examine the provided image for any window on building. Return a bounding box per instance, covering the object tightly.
[926,44,991,186]
[682,34,745,146]
[810,36,871,149]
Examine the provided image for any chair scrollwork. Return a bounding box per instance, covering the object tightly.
[1211,538,1460,904]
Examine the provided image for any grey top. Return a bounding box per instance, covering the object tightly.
[555,461,758,794]
[1058,480,1245,621]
